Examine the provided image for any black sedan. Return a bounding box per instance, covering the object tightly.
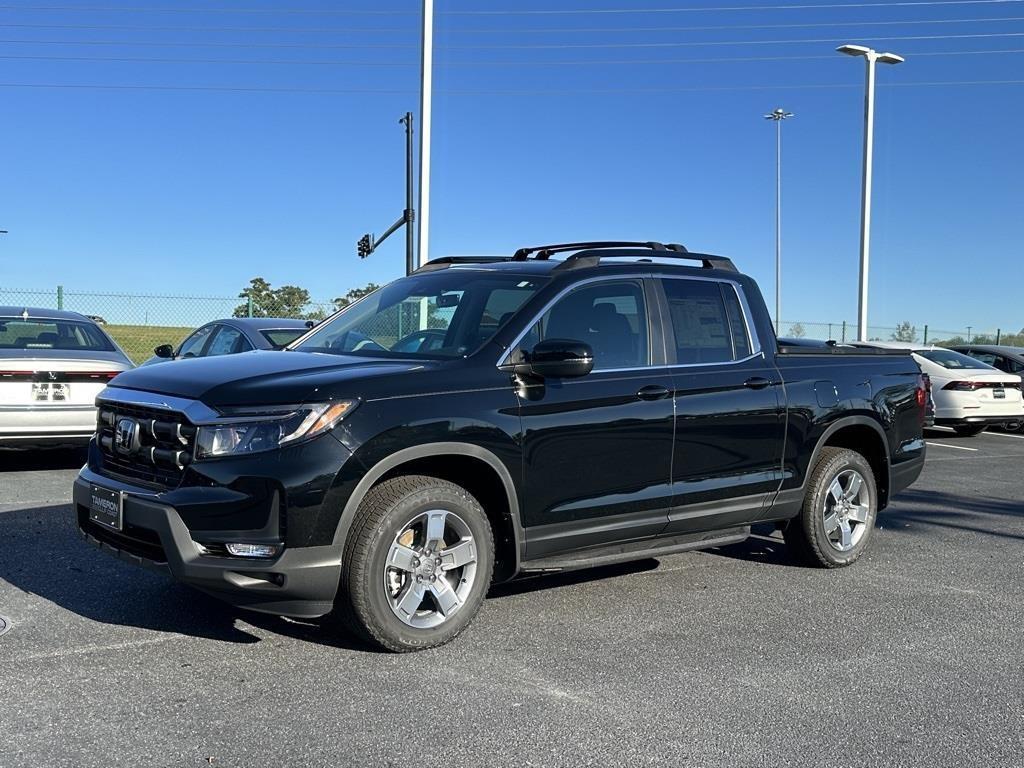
[140,317,312,366]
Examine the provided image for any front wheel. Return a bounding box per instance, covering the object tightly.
[783,447,878,568]
[333,475,494,652]
[953,424,987,437]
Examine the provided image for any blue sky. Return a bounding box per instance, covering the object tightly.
[0,0,1022,331]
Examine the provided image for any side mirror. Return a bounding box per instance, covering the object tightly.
[527,339,594,379]
[154,344,174,359]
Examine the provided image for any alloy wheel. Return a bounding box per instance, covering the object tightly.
[382,509,478,629]
[822,469,871,553]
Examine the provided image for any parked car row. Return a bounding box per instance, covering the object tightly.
[0,309,312,446]
[853,342,1024,436]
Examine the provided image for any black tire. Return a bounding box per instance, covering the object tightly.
[332,475,494,653]
[783,447,878,568]
[953,424,987,437]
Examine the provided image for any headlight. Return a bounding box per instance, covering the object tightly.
[195,400,357,459]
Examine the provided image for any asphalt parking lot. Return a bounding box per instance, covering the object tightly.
[1,430,1022,768]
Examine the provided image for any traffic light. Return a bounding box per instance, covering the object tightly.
[357,234,372,259]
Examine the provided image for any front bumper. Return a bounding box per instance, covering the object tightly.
[73,469,345,620]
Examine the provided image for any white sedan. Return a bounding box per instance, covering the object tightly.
[1,307,134,446]
[858,342,1023,436]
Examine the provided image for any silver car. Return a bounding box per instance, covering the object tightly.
[0,307,134,446]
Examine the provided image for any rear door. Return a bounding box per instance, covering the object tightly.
[512,277,676,558]
[657,277,786,534]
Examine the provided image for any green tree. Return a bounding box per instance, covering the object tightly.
[787,322,806,338]
[890,321,918,343]
[233,277,311,318]
[333,282,381,312]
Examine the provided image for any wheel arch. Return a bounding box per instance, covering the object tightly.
[333,442,524,582]
[811,417,892,510]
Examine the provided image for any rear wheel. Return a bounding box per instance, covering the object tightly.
[953,424,987,437]
[333,475,494,652]
[784,447,878,568]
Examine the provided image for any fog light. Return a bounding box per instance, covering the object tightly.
[225,543,281,558]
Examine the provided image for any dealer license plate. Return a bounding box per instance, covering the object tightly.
[89,485,123,531]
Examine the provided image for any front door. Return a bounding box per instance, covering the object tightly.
[511,278,676,559]
[657,277,785,534]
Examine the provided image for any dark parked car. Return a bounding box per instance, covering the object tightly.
[73,241,927,652]
[140,317,312,366]
[952,344,1024,430]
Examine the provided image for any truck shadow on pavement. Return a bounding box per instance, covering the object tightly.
[0,447,87,472]
[880,488,1023,540]
[0,501,373,651]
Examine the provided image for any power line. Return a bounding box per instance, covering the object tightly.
[4,30,1024,51]
[1,0,1021,15]
[0,37,418,49]
[2,48,1022,69]
[0,22,414,33]
[0,4,410,14]
[2,15,1022,35]
[0,79,1020,95]
[442,0,1024,14]
[443,31,1024,49]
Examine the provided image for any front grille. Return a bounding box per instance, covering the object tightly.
[96,401,197,489]
[78,505,167,563]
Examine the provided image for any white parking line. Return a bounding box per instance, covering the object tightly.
[984,431,1024,440]
[926,442,979,452]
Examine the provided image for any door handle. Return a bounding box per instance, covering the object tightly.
[636,385,671,401]
[744,377,772,390]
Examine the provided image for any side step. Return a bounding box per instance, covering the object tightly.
[519,526,750,573]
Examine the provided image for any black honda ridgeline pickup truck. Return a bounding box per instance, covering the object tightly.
[75,242,926,651]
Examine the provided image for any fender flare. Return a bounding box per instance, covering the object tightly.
[804,415,892,497]
[331,442,524,574]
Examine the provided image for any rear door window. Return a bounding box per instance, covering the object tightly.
[662,279,753,364]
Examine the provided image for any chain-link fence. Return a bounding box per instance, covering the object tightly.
[2,285,1020,364]
[779,321,1022,347]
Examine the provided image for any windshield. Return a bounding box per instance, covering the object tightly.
[294,271,547,358]
[917,349,995,370]
[0,317,115,352]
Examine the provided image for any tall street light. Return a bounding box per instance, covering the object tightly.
[837,43,904,342]
[764,107,793,334]
[418,0,434,267]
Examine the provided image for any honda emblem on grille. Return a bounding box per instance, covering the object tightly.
[114,418,140,455]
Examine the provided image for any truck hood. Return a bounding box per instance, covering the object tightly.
[108,349,431,407]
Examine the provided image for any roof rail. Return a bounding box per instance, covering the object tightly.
[512,241,736,272]
[415,255,512,272]
[417,241,737,273]
[512,241,679,260]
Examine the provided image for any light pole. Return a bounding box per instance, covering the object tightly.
[837,44,904,342]
[764,107,793,334]
[418,0,434,267]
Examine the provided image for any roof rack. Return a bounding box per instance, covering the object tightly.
[416,240,737,273]
[512,241,737,272]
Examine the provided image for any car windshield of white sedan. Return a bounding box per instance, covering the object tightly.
[0,318,115,352]
[294,272,547,358]
[917,349,993,370]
